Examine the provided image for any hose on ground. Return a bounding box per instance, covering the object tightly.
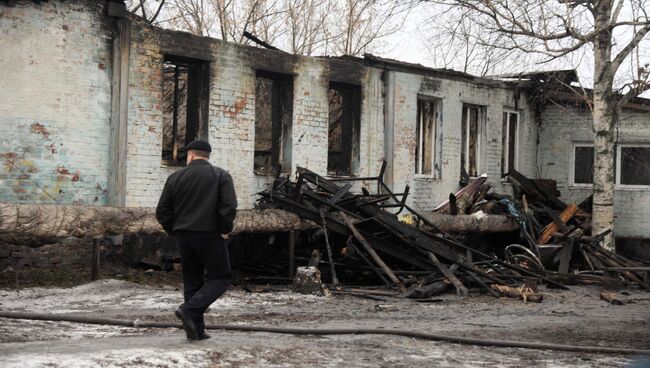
[1,311,648,355]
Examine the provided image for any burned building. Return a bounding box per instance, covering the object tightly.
[0,0,649,257]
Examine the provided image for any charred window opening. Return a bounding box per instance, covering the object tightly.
[255,71,293,174]
[573,144,594,185]
[501,111,519,176]
[328,82,361,176]
[618,145,650,186]
[461,104,485,178]
[162,56,209,165]
[415,97,441,177]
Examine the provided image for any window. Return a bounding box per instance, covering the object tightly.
[501,110,518,176]
[572,144,594,185]
[162,56,209,165]
[255,71,293,174]
[415,97,441,177]
[461,104,485,177]
[617,145,650,186]
[328,82,361,176]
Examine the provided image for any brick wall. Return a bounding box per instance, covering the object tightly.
[538,104,650,238]
[0,2,540,215]
[123,24,384,209]
[0,1,113,205]
[391,72,537,212]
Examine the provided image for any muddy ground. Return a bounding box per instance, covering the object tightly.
[1,264,649,367]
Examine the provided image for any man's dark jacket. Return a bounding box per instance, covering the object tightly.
[156,160,237,235]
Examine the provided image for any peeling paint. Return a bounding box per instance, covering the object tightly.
[30,122,50,138]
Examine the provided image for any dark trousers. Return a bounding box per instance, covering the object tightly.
[174,231,231,334]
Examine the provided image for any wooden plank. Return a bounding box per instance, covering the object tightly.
[428,252,469,296]
[320,210,339,285]
[600,290,624,305]
[492,284,543,303]
[432,175,487,213]
[107,18,131,207]
[91,238,101,281]
[340,212,406,292]
[507,170,567,210]
[288,230,295,279]
[345,237,392,287]
[537,204,578,244]
[558,238,575,274]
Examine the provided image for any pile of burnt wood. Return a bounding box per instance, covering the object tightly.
[256,162,649,301]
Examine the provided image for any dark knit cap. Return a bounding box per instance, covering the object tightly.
[185,140,212,153]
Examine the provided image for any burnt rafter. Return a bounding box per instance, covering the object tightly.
[259,162,583,298]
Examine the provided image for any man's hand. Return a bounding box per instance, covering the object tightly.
[221,233,229,240]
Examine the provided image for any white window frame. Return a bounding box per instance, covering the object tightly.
[616,143,650,189]
[415,97,441,179]
[570,142,594,188]
[462,104,485,177]
[502,110,520,176]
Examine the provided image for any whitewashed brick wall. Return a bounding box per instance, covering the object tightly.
[391,72,537,212]
[122,24,386,209]
[0,1,112,205]
[538,104,650,238]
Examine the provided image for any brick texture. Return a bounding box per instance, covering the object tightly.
[538,104,650,238]
[391,72,537,212]
[0,1,112,204]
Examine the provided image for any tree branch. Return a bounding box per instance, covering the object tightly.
[611,24,650,74]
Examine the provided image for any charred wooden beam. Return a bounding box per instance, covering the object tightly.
[340,212,406,292]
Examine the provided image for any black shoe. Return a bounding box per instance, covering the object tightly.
[197,332,211,340]
[175,308,198,340]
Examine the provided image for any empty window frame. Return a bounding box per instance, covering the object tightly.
[501,110,519,176]
[255,70,293,174]
[162,56,209,165]
[461,104,485,177]
[328,82,361,176]
[617,144,650,186]
[572,143,594,185]
[415,97,442,177]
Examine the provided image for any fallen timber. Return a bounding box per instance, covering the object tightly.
[257,162,649,298]
[2,162,647,296]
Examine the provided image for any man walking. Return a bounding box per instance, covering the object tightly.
[156,140,237,340]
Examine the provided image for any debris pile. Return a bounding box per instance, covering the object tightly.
[256,162,648,300]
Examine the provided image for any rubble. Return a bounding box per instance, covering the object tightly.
[291,267,325,295]
[257,162,649,301]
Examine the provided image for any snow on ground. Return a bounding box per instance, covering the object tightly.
[0,280,648,367]
[0,279,321,313]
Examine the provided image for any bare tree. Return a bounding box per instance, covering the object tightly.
[421,5,533,76]
[334,0,410,56]
[125,0,168,24]
[428,0,650,250]
[169,0,216,36]
[129,0,408,56]
[212,0,284,43]
[284,0,337,55]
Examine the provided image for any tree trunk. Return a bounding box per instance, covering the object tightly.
[591,89,617,250]
[591,3,617,251]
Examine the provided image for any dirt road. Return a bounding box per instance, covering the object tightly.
[1,279,649,367]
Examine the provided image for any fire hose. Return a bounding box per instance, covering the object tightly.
[1,311,648,355]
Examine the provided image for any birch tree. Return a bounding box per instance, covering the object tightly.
[429,0,650,250]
